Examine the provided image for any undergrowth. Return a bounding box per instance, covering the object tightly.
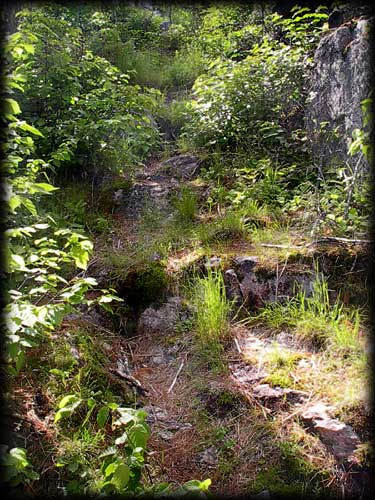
[248,269,363,355]
[192,268,232,368]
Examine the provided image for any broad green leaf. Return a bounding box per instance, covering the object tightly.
[4,98,21,115]
[18,122,44,137]
[104,461,118,478]
[58,394,80,409]
[8,195,22,213]
[128,424,149,449]
[20,197,37,216]
[28,182,58,193]
[9,254,27,271]
[112,463,130,490]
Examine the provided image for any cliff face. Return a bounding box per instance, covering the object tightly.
[305,16,373,171]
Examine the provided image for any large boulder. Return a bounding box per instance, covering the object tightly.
[305,16,373,173]
[120,180,175,218]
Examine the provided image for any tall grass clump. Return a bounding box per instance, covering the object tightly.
[192,269,231,363]
[173,186,198,222]
[200,210,247,246]
[248,268,362,354]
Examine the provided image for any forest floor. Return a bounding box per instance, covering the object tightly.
[86,153,371,498]
[7,147,371,498]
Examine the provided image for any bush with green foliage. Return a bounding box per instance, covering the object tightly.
[12,6,161,178]
[3,29,120,375]
[182,6,328,151]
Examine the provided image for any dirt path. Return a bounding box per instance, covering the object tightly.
[93,151,369,497]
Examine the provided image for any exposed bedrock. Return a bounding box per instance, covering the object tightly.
[305,15,373,173]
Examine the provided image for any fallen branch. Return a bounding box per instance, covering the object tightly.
[109,368,148,396]
[167,360,185,394]
[306,236,373,246]
[260,243,300,249]
[260,237,373,251]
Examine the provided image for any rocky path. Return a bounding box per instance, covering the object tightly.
[230,326,361,465]
[96,152,369,497]
[119,154,201,219]
[126,289,366,494]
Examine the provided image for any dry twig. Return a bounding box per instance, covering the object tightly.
[167,360,185,394]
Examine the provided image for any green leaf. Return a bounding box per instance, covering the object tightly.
[182,478,212,492]
[20,197,37,216]
[54,394,82,422]
[58,394,81,409]
[4,98,21,115]
[9,254,27,272]
[18,122,44,137]
[8,195,22,213]
[87,397,96,409]
[28,183,58,193]
[112,463,130,490]
[97,406,110,428]
[128,423,149,449]
[49,368,68,378]
[104,461,118,478]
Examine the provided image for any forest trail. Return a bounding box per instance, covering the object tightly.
[6,3,372,498]
[94,153,369,497]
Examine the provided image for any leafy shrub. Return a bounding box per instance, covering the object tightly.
[182,7,328,151]
[163,49,206,89]
[13,6,161,178]
[193,5,258,60]
[0,447,39,487]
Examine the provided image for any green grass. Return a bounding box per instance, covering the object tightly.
[172,186,198,222]
[198,210,247,245]
[117,47,205,90]
[192,268,232,365]
[263,343,303,388]
[250,270,362,354]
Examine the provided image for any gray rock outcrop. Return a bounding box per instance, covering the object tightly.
[300,402,361,463]
[223,269,242,304]
[226,255,315,309]
[137,296,191,335]
[305,16,373,172]
[161,154,201,180]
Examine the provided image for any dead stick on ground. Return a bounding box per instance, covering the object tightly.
[260,243,300,249]
[260,237,373,251]
[167,360,185,394]
[234,338,242,354]
[109,368,148,395]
